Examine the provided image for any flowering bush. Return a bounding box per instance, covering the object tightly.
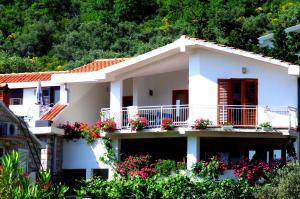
[161,118,173,130]
[58,122,84,140]
[192,156,227,180]
[114,155,155,179]
[59,121,101,144]
[98,119,116,133]
[129,114,148,131]
[193,119,211,129]
[80,123,101,144]
[233,157,274,183]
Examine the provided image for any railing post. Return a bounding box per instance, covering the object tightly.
[160,106,163,127]
[256,106,258,127]
[288,106,291,131]
[222,105,225,124]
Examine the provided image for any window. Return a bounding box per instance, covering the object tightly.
[273,149,282,160]
[248,150,256,160]
[10,98,23,105]
[0,122,8,136]
[9,89,23,105]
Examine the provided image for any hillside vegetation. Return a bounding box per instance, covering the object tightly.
[0,0,299,73]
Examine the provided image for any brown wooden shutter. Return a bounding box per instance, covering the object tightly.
[218,79,231,124]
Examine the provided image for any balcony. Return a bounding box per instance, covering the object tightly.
[101,105,297,131]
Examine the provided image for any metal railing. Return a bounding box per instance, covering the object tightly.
[101,105,297,130]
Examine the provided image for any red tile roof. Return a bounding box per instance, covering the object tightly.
[41,103,67,121]
[0,72,57,84]
[69,58,129,73]
[0,58,129,83]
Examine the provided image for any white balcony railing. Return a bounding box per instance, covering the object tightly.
[101,105,297,130]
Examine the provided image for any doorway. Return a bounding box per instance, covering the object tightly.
[172,90,188,124]
[230,79,258,126]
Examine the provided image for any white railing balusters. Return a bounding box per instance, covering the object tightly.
[100,105,297,130]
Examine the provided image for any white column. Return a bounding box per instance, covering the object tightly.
[110,80,123,128]
[60,83,69,104]
[187,136,200,170]
[108,139,121,179]
[188,53,202,124]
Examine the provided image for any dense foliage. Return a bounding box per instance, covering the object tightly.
[0,151,68,198]
[75,160,300,199]
[0,0,299,73]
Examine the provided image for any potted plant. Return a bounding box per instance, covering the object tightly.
[222,122,233,131]
[260,122,272,131]
[193,119,211,129]
[161,118,174,130]
[129,114,148,131]
[98,119,116,133]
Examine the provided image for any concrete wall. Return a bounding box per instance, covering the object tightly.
[188,49,298,126]
[54,82,110,125]
[133,70,188,106]
[62,139,109,178]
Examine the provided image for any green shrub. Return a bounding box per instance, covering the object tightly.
[0,151,68,199]
[153,159,186,176]
[254,162,300,199]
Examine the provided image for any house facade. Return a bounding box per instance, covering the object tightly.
[1,36,299,182]
[0,102,42,175]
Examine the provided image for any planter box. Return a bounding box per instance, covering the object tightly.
[261,127,273,131]
[222,125,233,131]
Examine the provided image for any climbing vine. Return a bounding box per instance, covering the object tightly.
[99,137,117,166]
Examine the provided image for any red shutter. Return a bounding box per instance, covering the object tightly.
[218,79,231,124]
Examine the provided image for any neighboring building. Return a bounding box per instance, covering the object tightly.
[0,72,66,175]
[0,102,43,174]
[258,24,300,56]
[1,36,300,182]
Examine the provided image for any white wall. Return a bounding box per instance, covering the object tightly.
[192,49,297,107]
[133,70,188,106]
[188,49,298,126]
[54,82,110,125]
[62,139,109,177]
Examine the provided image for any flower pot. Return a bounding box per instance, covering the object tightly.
[261,127,273,131]
[222,125,233,131]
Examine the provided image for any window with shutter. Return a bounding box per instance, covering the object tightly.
[218,79,258,126]
[218,79,231,124]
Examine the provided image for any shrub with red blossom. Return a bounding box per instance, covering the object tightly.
[97,119,116,133]
[114,155,155,179]
[129,114,148,131]
[193,118,211,129]
[58,122,84,140]
[161,118,173,130]
[233,157,274,183]
[80,123,101,144]
[58,121,101,144]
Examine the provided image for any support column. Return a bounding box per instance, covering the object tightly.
[188,53,204,124]
[109,139,121,179]
[110,80,123,128]
[60,83,69,104]
[187,136,200,170]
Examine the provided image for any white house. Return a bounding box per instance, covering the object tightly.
[258,24,300,56]
[1,35,300,183]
